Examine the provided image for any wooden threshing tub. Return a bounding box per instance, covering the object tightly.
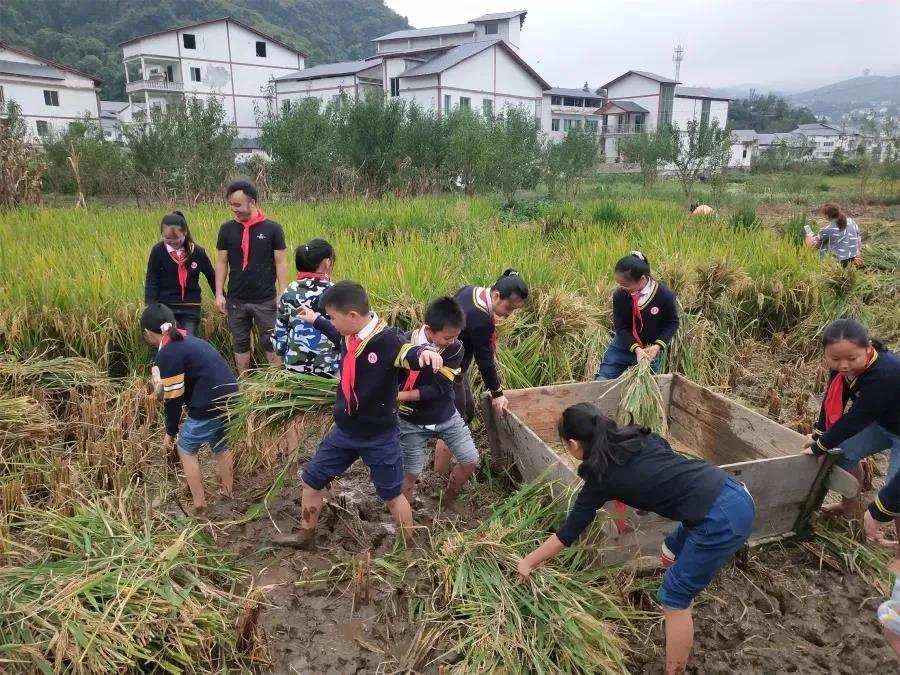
[482,374,858,567]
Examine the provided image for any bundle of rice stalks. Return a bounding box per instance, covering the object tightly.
[226,369,337,472]
[0,396,56,447]
[413,480,648,674]
[0,492,262,673]
[614,360,668,435]
[0,354,110,394]
[804,518,892,596]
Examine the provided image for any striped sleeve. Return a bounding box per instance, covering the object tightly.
[162,373,185,399]
[869,471,900,523]
[157,349,186,436]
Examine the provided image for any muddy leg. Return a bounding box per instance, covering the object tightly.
[433,440,452,475]
[443,462,477,503]
[300,482,324,530]
[178,450,207,511]
[663,606,694,675]
[216,449,234,498]
[823,464,863,515]
[402,473,419,503]
[385,494,414,545]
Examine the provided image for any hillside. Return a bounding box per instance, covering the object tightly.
[0,0,409,99]
[787,74,900,118]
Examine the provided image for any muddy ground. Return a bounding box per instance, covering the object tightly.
[176,431,897,675]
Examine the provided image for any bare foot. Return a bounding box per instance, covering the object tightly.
[218,488,233,500]
[192,504,208,516]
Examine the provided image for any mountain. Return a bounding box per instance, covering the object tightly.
[0,0,409,99]
[787,75,900,119]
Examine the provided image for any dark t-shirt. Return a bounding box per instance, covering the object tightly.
[216,218,286,303]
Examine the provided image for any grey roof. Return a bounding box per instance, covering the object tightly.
[632,70,678,83]
[469,11,527,22]
[0,58,64,80]
[757,132,803,146]
[546,87,603,98]
[373,23,474,42]
[675,86,731,100]
[100,100,129,114]
[732,129,757,142]
[600,100,649,113]
[795,125,841,136]
[275,60,374,82]
[399,40,498,78]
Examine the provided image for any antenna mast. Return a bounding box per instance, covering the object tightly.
[673,44,684,82]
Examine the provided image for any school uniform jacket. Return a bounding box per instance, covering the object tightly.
[611,281,679,353]
[144,242,215,312]
[811,349,900,455]
[869,468,900,523]
[397,327,464,426]
[155,336,239,436]
[314,314,434,436]
[454,285,503,395]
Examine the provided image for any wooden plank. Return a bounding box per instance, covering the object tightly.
[479,391,507,471]
[668,375,805,464]
[498,411,579,490]
[827,466,859,498]
[722,455,823,509]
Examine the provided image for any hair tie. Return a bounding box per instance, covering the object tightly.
[160,322,173,333]
[507,269,519,277]
[305,245,309,252]
[630,250,645,261]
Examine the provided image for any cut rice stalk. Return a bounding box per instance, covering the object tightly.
[615,360,668,435]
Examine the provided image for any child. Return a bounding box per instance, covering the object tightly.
[804,319,900,513]
[434,270,528,476]
[517,402,755,675]
[689,203,715,216]
[397,297,479,504]
[595,251,679,380]
[141,303,238,513]
[273,281,443,550]
[144,211,215,336]
[864,470,900,660]
[273,238,340,377]
[805,203,862,267]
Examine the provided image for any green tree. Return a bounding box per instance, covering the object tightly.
[260,97,334,197]
[443,108,491,195]
[42,117,131,197]
[617,129,673,191]
[544,126,601,197]
[487,107,543,205]
[728,93,817,132]
[668,119,732,199]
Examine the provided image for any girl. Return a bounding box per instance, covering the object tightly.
[433,270,529,475]
[805,203,862,267]
[518,402,755,675]
[144,211,215,336]
[273,239,341,377]
[595,251,679,380]
[141,303,238,513]
[804,319,900,513]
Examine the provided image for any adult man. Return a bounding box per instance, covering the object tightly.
[215,180,289,373]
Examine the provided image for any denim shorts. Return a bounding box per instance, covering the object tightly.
[399,412,480,475]
[226,299,277,354]
[657,477,756,610]
[301,426,404,501]
[836,423,900,482]
[595,340,661,381]
[177,416,229,456]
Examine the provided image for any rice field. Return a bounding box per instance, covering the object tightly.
[0,193,897,673]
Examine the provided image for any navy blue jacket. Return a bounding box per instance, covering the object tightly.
[869,469,900,523]
[454,285,503,394]
[398,330,464,426]
[144,242,215,311]
[612,281,679,352]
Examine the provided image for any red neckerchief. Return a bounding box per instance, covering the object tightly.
[341,334,362,415]
[168,243,191,301]
[480,288,498,353]
[237,210,267,271]
[160,328,188,349]
[296,272,330,281]
[631,292,644,348]
[402,326,425,392]
[824,347,876,429]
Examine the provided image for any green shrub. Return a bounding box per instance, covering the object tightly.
[728,203,761,231]
[586,199,626,226]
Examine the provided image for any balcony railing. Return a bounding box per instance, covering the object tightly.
[125,79,184,94]
[601,123,644,135]
[551,104,601,114]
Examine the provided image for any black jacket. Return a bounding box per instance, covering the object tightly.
[144,242,215,310]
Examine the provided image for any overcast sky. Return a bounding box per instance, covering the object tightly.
[384,0,900,92]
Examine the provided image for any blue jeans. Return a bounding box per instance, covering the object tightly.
[657,477,756,610]
[399,413,479,475]
[177,416,228,456]
[595,340,661,380]
[837,423,900,481]
[174,312,200,337]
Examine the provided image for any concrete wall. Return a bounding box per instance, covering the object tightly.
[672,96,728,128]
[729,141,755,169]
[606,74,660,130]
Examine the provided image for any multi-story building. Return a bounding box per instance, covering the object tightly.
[0,40,101,141]
[120,16,307,137]
[541,87,605,142]
[793,122,862,160]
[274,10,548,120]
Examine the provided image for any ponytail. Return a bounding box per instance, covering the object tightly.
[295,238,335,272]
[161,210,195,263]
[140,303,184,341]
[614,251,651,281]
[492,268,529,300]
[821,203,848,230]
[558,402,646,483]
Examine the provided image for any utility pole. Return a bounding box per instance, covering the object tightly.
[673,44,684,82]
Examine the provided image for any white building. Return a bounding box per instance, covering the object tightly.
[793,122,862,160]
[541,87,604,142]
[120,17,307,137]
[274,11,548,120]
[729,129,758,170]
[99,100,129,142]
[0,41,101,141]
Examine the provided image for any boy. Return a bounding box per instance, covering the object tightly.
[864,470,900,660]
[273,281,443,550]
[398,297,479,504]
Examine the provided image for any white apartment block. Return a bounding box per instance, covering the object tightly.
[120,17,306,137]
[274,11,548,120]
[541,87,604,142]
[793,122,862,160]
[0,41,101,141]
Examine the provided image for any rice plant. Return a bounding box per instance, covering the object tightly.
[727,203,761,231]
[614,361,668,435]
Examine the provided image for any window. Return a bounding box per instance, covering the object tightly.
[573,119,583,129]
[332,94,341,104]
[0,85,5,105]
[390,77,400,97]
[183,33,196,49]
[485,22,499,35]
[104,129,113,138]
[282,99,291,112]
[563,119,573,131]
[482,99,493,117]
[166,65,174,82]
[586,119,598,132]
[459,97,471,110]
[43,90,59,106]
[659,84,674,127]
[700,99,711,127]
[444,94,451,111]
[551,118,560,131]
[36,120,49,136]
[742,147,748,159]
[190,67,201,82]
[824,141,834,147]
[256,41,267,57]
[551,95,562,106]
